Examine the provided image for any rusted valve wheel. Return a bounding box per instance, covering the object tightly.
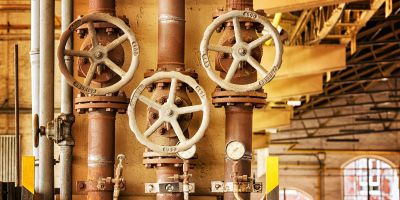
[128,71,210,154]
[200,10,283,92]
[58,13,140,95]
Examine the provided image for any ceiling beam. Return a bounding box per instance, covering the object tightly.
[254,0,365,14]
[263,45,346,79]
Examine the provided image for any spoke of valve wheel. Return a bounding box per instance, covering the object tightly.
[167,78,178,105]
[144,119,164,137]
[106,34,128,51]
[170,120,187,142]
[249,34,272,49]
[178,105,203,115]
[139,95,162,110]
[224,59,240,82]
[65,49,90,57]
[208,44,232,54]
[83,63,97,86]
[247,56,268,77]
[233,17,242,43]
[87,21,99,47]
[104,59,126,77]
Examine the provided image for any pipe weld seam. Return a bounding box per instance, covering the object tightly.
[159,14,186,23]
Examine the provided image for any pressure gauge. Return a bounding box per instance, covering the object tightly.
[226,141,246,161]
[177,144,197,160]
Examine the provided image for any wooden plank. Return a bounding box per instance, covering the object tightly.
[253,108,292,131]
[262,45,346,80]
[265,74,323,101]
[254,0,365,14]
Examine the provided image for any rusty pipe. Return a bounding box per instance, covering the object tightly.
[156,167,184,200]
[87,110,116,200]
[158,0,185,71]
[224,106,253,200]
[149,1,187,200]
[0,4,30,11]
[14,44,20,187]
[88,0,115,15]
[226,0,253,10]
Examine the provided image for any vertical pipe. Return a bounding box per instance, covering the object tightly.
[224,106,253,200]
[154,1,186,200]
[157,0,185,71]
[88,0,115,14]
[39,0,54,198]
[60,0,74,199]
[226,0,253,10]
[87,110,115,200]
[14,44,20,187]
[30,0,40,192]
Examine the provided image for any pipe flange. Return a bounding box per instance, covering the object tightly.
[58,13,140,95]
[200,10,283,92]
[212,88,267,107]
[74,93,129,113]
[128,71,210,154]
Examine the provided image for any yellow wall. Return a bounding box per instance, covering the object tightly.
[72,0,226,199]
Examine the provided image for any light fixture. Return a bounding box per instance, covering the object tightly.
[287,100,301,107]
[265,128,278,134]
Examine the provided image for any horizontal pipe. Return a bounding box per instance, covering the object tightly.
[271,128,400,142]
[324,76,400,85]
[0,4,30,11]
[279,119,400,132]
[291,110,395,121]
[0,108,61,114]
[0,24,61,30]
[296,99,399,110]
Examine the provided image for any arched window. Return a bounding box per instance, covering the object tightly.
[279,188,313,200]
[343,157,399,200]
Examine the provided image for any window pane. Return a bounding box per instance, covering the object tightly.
[343,158,399,200]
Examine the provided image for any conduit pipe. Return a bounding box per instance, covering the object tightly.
[39,0,55,198]
[30,0,40,193]
[60,0,74,199]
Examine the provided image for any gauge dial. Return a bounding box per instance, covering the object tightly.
[226,141,245,161]
[177,144,196,160]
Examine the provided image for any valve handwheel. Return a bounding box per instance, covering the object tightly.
[128,71,210,154]
[58,13,140,95]
[200,10,283,92]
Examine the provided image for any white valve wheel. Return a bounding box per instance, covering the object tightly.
[128,71,210,154]
[58,13,140,95]
[200,10,283,92]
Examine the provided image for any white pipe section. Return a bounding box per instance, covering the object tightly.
[59,1,74,199]
[39,0,55,198]
[30,0,40,193]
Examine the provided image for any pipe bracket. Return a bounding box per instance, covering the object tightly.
[145,182,195,193]
[211,181,262,193]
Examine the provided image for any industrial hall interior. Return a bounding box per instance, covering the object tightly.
[1,0,400,199]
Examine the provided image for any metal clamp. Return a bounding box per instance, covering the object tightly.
[40,113,75,144]
[145,182,195,194]
[211,181,262,193]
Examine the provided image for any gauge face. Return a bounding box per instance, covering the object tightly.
[226,141,245,160]
[177,144,196,160]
